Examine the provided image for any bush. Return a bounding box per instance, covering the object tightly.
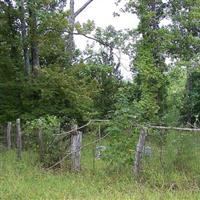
[24,115,66,167]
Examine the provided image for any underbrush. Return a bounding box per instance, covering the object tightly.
[0,150,200,200]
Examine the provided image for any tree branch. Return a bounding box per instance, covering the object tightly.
[73,32,110,47]
[74,0,94,18]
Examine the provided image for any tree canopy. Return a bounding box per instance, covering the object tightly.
[0,0,200,127]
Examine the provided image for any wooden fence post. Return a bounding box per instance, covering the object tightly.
[71,124,82,171]
[16,119,22,160]
[133,128,147,176]
[38,128,44,161]
[6,122,12,150]
[93,124,101,172]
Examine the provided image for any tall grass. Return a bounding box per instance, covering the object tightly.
[0,149,200,200]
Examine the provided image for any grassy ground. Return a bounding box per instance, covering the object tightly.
[0,150,200,200]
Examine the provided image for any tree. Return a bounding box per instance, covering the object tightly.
[119,0,169,122]
[19,0,31,75]
[28,0,40,74]
[83,25,129,79]
[0,0,99,122]
[65,0,95,64]
[81,63,121,118]
[168,0,200,124]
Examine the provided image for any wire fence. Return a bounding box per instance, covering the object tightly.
[134,127,200,184]
[1,120,200,180]
[0,119,111,172]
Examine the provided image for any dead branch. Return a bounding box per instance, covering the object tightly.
[54,119,110,136]
[74,0,94,18]
[146,125,200,132]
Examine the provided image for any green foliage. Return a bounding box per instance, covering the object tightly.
[0,64,98,122]
[0,1,119,123]
[102,83,139,169]
[169,0,200,61]
[38,10,70,67]
[24,115,62,167]
[75,20,95,35]
[164,132,200,172]
[134,42,167,121]
[83,25,128,79]
[120,0,170,123]
[1,0,200,181]
[81,64,121,118]
[105,126,138,170]
[168,0,200,123]
[164,66,186,125]
[182,68,200,124]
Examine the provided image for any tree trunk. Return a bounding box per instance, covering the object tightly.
[66,0,75,64]
[29,6,40,75]
[65,0,94,64]
[6,1,18,62]
[20,0,31,75]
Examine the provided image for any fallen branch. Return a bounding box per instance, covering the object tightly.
[132,123,200,132]
[146,125,200,132]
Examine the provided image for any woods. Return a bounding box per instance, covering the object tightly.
[0,0,200,199]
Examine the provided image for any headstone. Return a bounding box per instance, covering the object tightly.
[143,146,152,157]
[95,145,106,159]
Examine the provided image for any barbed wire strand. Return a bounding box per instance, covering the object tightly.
[47,132,111,170]
[54,119,110,136]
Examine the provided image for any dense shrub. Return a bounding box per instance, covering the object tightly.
[24,115,66,167]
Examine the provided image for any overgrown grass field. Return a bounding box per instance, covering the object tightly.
[1,149,200,200]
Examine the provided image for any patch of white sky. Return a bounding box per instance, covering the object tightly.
[74,0,172,80]
[74,0,139,80]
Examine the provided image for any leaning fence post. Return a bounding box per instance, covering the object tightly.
[16,119,22,160]
[6,122,12,150]
[133,128,147,176]
[71,124,82,171]
[38,128,44,161]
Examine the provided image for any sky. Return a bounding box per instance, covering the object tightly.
[75,0,139,30]
[74,0,139,80]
